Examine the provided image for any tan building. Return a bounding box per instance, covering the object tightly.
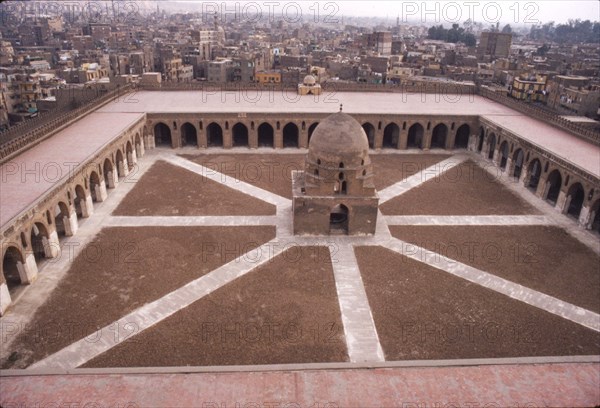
[1,89,600,316]
[61,64,109,84]
[256,71,281,84]
[547,76,599,118]
[162,58,193,83]
[511,74,548,103]
[0,41,14,65]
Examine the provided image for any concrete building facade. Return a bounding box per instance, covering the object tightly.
[477,32,513,60]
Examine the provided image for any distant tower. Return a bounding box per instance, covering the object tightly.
[292,111,379,236]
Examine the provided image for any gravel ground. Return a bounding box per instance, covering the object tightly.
[113,160,276,216]
[2,226,275,369]
[181,153,305,199]
[380,160,539,215]
[84,246,348,367]
[182,153,451,197]
[389,225,600,313]
[5,152,596,369]
[356,246,600,361]
[370,154,451,190]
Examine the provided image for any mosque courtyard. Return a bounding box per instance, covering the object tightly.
[1,146,598,371]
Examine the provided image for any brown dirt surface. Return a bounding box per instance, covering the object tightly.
[182,153,452,197]
[181,153,304,199]
[380,160,539,215]
[2,226,275,369]
[84,246,348,367]
[113,160,276,216]
[389,225,600,313]
[355,246,600,360]
[370,154,451,190]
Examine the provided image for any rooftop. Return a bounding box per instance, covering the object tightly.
[0,112,144,228]
[97,91,600,178]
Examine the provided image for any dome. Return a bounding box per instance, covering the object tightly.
[303,75,317,85]
[308,112,369,164]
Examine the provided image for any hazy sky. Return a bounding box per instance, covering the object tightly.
[338,1,599,23]
[168,1,600,25]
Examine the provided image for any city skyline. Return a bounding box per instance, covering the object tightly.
[161,0,600,25]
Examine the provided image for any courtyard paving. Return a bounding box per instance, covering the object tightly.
[1,147,599,405]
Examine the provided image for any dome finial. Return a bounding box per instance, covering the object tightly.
[339,103,343,112]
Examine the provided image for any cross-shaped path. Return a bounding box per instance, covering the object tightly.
[4,149,597,370]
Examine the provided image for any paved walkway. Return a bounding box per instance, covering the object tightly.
[385,214,552,226]
[3,360,599,406]
[3,148,599,406]
[330,244,384,363]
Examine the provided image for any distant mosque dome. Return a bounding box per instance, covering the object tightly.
[303,75,317,86]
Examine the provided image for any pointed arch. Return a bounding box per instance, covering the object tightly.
[362,123,375,149]
[329,204,349,235]
[407,123,424,149]
[454,124,470,149]
[154,123,171,147]
[206,123,224,147]
[181,122,198,147]
[431,123,448,149]
[257,123,274,147]
[232,123,249,147]
[383,123,400,149]
[499,141,509,170]
[526,159,542,192]
[487,133,497,160]
[512,149,524,179]
[566,182,585,219]
[2,246,25,293]
[283,122,299,148]
[308,122,319,145]
[30,222,50,263]
[545,170,562,205]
